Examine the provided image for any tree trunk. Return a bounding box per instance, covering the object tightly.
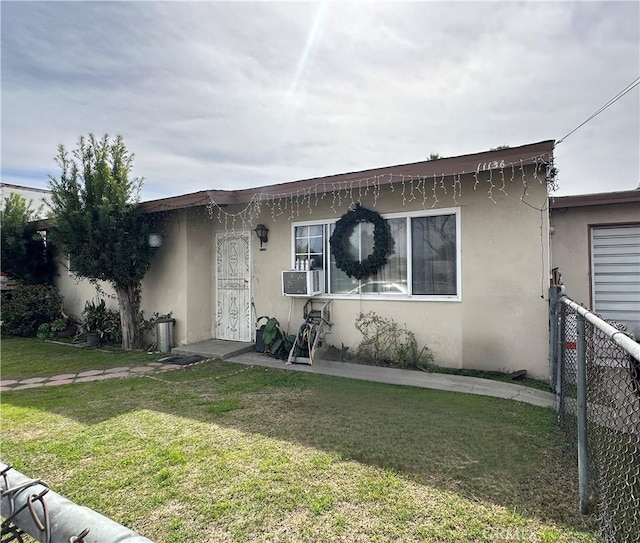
[115,284,141,350]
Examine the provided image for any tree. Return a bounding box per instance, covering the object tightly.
[49,134,155,349]
[0,192,56,284]
[427,153,442,161]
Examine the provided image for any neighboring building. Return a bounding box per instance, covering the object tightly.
[53,140,555,379]
[551,188,640,338]
[0,183,52,219]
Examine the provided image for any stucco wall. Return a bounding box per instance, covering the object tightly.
[551,201,640,305]
[55,268,117,318]
[248,168,550,379]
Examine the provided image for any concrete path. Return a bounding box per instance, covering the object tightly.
[227,352,556,409]
[1,350,556,409]
[0,360,189,392]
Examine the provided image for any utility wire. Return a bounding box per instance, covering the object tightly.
[556,76,640,145]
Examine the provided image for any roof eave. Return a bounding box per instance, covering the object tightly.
[140,139,555,213]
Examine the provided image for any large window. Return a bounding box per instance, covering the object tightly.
[291,208,460,299]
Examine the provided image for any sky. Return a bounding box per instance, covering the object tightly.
[2,1,639,202]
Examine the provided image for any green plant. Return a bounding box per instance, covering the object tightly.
[36,318,69,339]
[355,311,433,370]
[80,298,121,344]
[0,283,62,337]
[257,316,295,359]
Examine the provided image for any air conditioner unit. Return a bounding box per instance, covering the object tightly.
[282,269,324,297]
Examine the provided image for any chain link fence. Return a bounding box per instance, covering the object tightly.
[551,291,640,543]
[1,463,153,543]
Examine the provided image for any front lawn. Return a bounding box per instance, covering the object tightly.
[1,337,164,379]
[0,359,597,542]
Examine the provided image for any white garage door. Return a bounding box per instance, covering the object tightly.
[591,224,640,337]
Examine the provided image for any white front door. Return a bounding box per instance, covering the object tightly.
[215,230,252,341]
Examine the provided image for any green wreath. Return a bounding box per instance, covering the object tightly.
[329,204,390,280]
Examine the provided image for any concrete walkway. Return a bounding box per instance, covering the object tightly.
[0,350,555,409]
[0,360,189,392]
[227,352,556,409]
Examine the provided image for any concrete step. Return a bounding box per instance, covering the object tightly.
[172,339,254,360]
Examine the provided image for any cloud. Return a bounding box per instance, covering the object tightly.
[2,1,638,200]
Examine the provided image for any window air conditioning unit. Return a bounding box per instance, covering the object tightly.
[282,269,324,297]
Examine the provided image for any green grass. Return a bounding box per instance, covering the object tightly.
[1,359,597,542]
[0,337,164,379]
[422,364,553,392]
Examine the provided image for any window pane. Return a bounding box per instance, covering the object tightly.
[411,215,457,295]
[329,218,407,295]
[309,225,323,237]
[295,239,309,253]
[294,224,325,270]
[309,236,323,254]
[367,218,407,295]
[329,223,354,293]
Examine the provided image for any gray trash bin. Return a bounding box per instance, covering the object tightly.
[156,317,175,353]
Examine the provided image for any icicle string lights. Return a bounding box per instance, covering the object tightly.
[204,152,555,231]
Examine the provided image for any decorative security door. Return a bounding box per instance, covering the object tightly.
[215,231,252,341]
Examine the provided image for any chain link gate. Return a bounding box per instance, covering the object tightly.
[552,290,640,543]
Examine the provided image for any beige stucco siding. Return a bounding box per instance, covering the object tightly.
[551,201,640,305]
[142,210,188,342]
[55,269,116,317]
[248,168,550,379]
[142,207,213,345]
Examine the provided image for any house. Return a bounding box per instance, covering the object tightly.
[0,183,52,219]
[54,140,556,379]
[550,188,640,338]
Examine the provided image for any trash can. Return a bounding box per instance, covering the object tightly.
[156,317,175,353]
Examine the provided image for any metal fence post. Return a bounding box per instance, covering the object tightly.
[549,286,559,389]
[556,303,565,415]
[576,313,589,514]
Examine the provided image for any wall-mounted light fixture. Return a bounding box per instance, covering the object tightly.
[148,233,164,248]
[253,224,269,250]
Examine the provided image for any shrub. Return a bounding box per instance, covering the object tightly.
[36,318,69,339]
[355,311,434,370]
[79,298,122,344]
[1,284,63,337]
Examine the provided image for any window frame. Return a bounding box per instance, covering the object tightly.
[290,206,462,302]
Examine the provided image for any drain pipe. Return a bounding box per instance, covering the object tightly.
[1,463,154,543]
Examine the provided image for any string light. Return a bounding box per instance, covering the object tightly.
[409,176,416,202]
[499,167,508,197]
[200,151,554,232]
[431,175,439,208]
[487,168,496,204]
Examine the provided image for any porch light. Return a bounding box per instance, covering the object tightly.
[148,233,164,248]
[253,224,269,250]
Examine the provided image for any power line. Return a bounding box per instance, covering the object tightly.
[556,76,640,145]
